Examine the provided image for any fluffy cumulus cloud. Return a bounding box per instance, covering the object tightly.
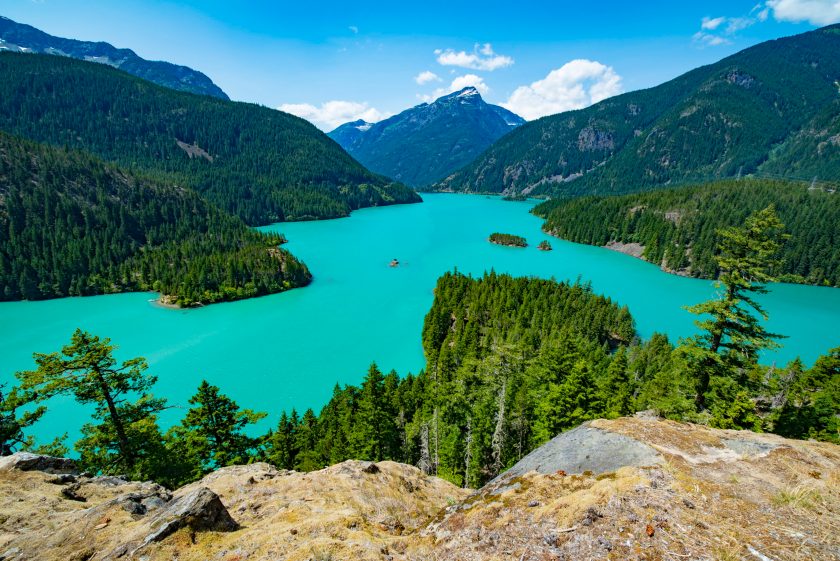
[434,43,514,71]
[501,59,622,121]
[418,74,489,102]
[414,70,442,85]
[766,0,840,25]
[277,100,386,131]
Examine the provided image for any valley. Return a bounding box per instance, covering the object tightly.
[2,195,838,447]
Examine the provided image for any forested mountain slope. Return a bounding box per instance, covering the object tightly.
[435,25,840,197]
[0,52,420,225]
[0,132,310,305]
[329,87,524,187]
[534,179,840,286]
[0,15,229,99]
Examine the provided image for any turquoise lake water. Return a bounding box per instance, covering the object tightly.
[2,194,839,444]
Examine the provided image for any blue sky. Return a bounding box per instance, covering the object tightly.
[2,0,838,129]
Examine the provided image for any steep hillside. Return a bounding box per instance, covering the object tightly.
[534,178,840,286]
[0,52,420,225]
[1,417,837,560]
[0,131,310,305]
[329,87,524,187]
[435,25,840,197]
[0,15,228,99]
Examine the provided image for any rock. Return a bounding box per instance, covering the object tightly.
[140,487,238,546]
[361,462,380,474]
[492,423,663,483]
[0,452,76,474]
[47,473,77,485]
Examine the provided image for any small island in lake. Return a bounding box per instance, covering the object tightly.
[537,240,553,251]
[488,232,527,247]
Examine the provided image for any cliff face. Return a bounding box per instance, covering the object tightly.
[1,417,838,561]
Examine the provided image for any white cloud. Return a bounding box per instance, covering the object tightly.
[434,43,514,71]
[766,0,840,25]
[702,16,727,30]
[697,1,840,47]
[501,59,623,120]
[419,74,489,102]
[414,70,442,85]
[348,25,359,34]
[694,14,760,46]
[278,100,386,131]
[694,30,733,46]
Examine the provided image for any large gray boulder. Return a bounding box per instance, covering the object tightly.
[494,423,663,483]
[139,487,238,546]
[0,452,77,474]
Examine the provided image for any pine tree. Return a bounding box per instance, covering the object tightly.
[175,380,266,473]
[14,329,165,477]
[683,205,788,406]
[0,384,46,455]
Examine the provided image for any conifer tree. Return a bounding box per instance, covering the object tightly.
[15,329,166,477]
[0,384,46,456]
[683,205,788,405]
[176,380,266,473]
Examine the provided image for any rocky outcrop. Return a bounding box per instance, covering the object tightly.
[0,452,76,474]
[1,418,838,560]
[492,423,664,484]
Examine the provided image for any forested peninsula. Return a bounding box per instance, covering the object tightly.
[0,132,311,305]
[534,178,840,287]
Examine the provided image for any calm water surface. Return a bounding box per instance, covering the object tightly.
[2,194,839,443]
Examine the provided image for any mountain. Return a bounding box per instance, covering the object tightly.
[435,25,840,197]
[0,52,420,225]
[3,417,838,560]
[328,118,374,148]
[329,87,525,187]
[534,178,840,287]
[0,131,311,305]
[0,16,229,100]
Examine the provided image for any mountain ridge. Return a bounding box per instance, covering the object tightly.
[433,25,840,197]
[0,15,229,100]
[329,87,525,188]
[0,52,420,225]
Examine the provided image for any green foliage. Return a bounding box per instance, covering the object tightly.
[264,272,642,487]
[773,348,840,443]
[681,206,787,411]
[0,131,311,304]
[488,233,527,247]
[0,383,47,455]
[14,329,167,479]
[535,179,839,287]
[0,52,420,225]
[435,25,840,196]
[705,376,763,430]
[167,381,266,482]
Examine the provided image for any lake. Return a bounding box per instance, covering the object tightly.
[2,194,839,444]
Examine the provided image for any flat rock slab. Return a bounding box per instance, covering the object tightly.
[495,424,663,482]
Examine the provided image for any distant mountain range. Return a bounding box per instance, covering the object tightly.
[434,24,840,197]
[0,15,229,99]
[329,87,525,188]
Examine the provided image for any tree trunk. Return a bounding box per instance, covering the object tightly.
[95,369,135,468]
